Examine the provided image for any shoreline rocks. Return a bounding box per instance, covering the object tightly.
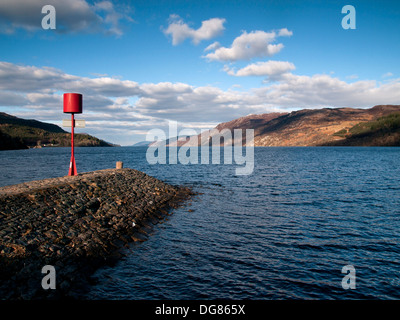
[0,168,193,299]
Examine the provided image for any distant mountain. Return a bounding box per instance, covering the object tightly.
[131,141,152,147]
[149,135,193,147]
[198,105,400,147]
[0,112,116,150]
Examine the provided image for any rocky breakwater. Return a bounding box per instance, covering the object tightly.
[0,168,193,299]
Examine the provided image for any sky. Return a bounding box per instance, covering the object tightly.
[0,0,399,145]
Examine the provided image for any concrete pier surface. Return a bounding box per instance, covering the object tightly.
[0,168,193,299]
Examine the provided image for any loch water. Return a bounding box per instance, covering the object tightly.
[1,146,399,299]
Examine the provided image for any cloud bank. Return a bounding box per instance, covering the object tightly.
[1,61,400,144]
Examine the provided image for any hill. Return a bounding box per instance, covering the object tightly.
[323,112,400,146]
[200,105,400,146]
[0,113,116,150]
[0,112,65,133]
[0,130,28,150]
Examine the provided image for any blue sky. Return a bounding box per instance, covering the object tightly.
[0,0,399,145]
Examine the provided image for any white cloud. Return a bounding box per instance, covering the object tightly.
[0,61,141,96]
[66,77,141,96]
[278,28,293,37]
[135,84,254,121]
[163,15,226,45]
[0,91,29,106]
[26,92,61,105]
[346,74,359,80]
[225,60,296,77]
[140,82,192,96]
[0,0,132,35]
[93,1,133,36]
[255,73,400,108]
[382,72,393,78]
[204,29,292,62]
[204,41,221,52]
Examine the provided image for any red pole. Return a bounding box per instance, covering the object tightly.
[68,113,77,176]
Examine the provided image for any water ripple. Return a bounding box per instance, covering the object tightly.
[1,147,400,299]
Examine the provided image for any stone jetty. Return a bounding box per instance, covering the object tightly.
[0,168,193,299]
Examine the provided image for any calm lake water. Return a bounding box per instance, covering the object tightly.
[1,147,399,299]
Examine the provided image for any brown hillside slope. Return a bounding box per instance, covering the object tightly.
[203,105,400,146]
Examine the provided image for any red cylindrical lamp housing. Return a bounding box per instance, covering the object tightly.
[63,93,83,114]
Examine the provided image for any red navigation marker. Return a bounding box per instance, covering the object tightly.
[63,93,83,176]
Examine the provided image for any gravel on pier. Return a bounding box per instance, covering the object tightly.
[0,168,193,299]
